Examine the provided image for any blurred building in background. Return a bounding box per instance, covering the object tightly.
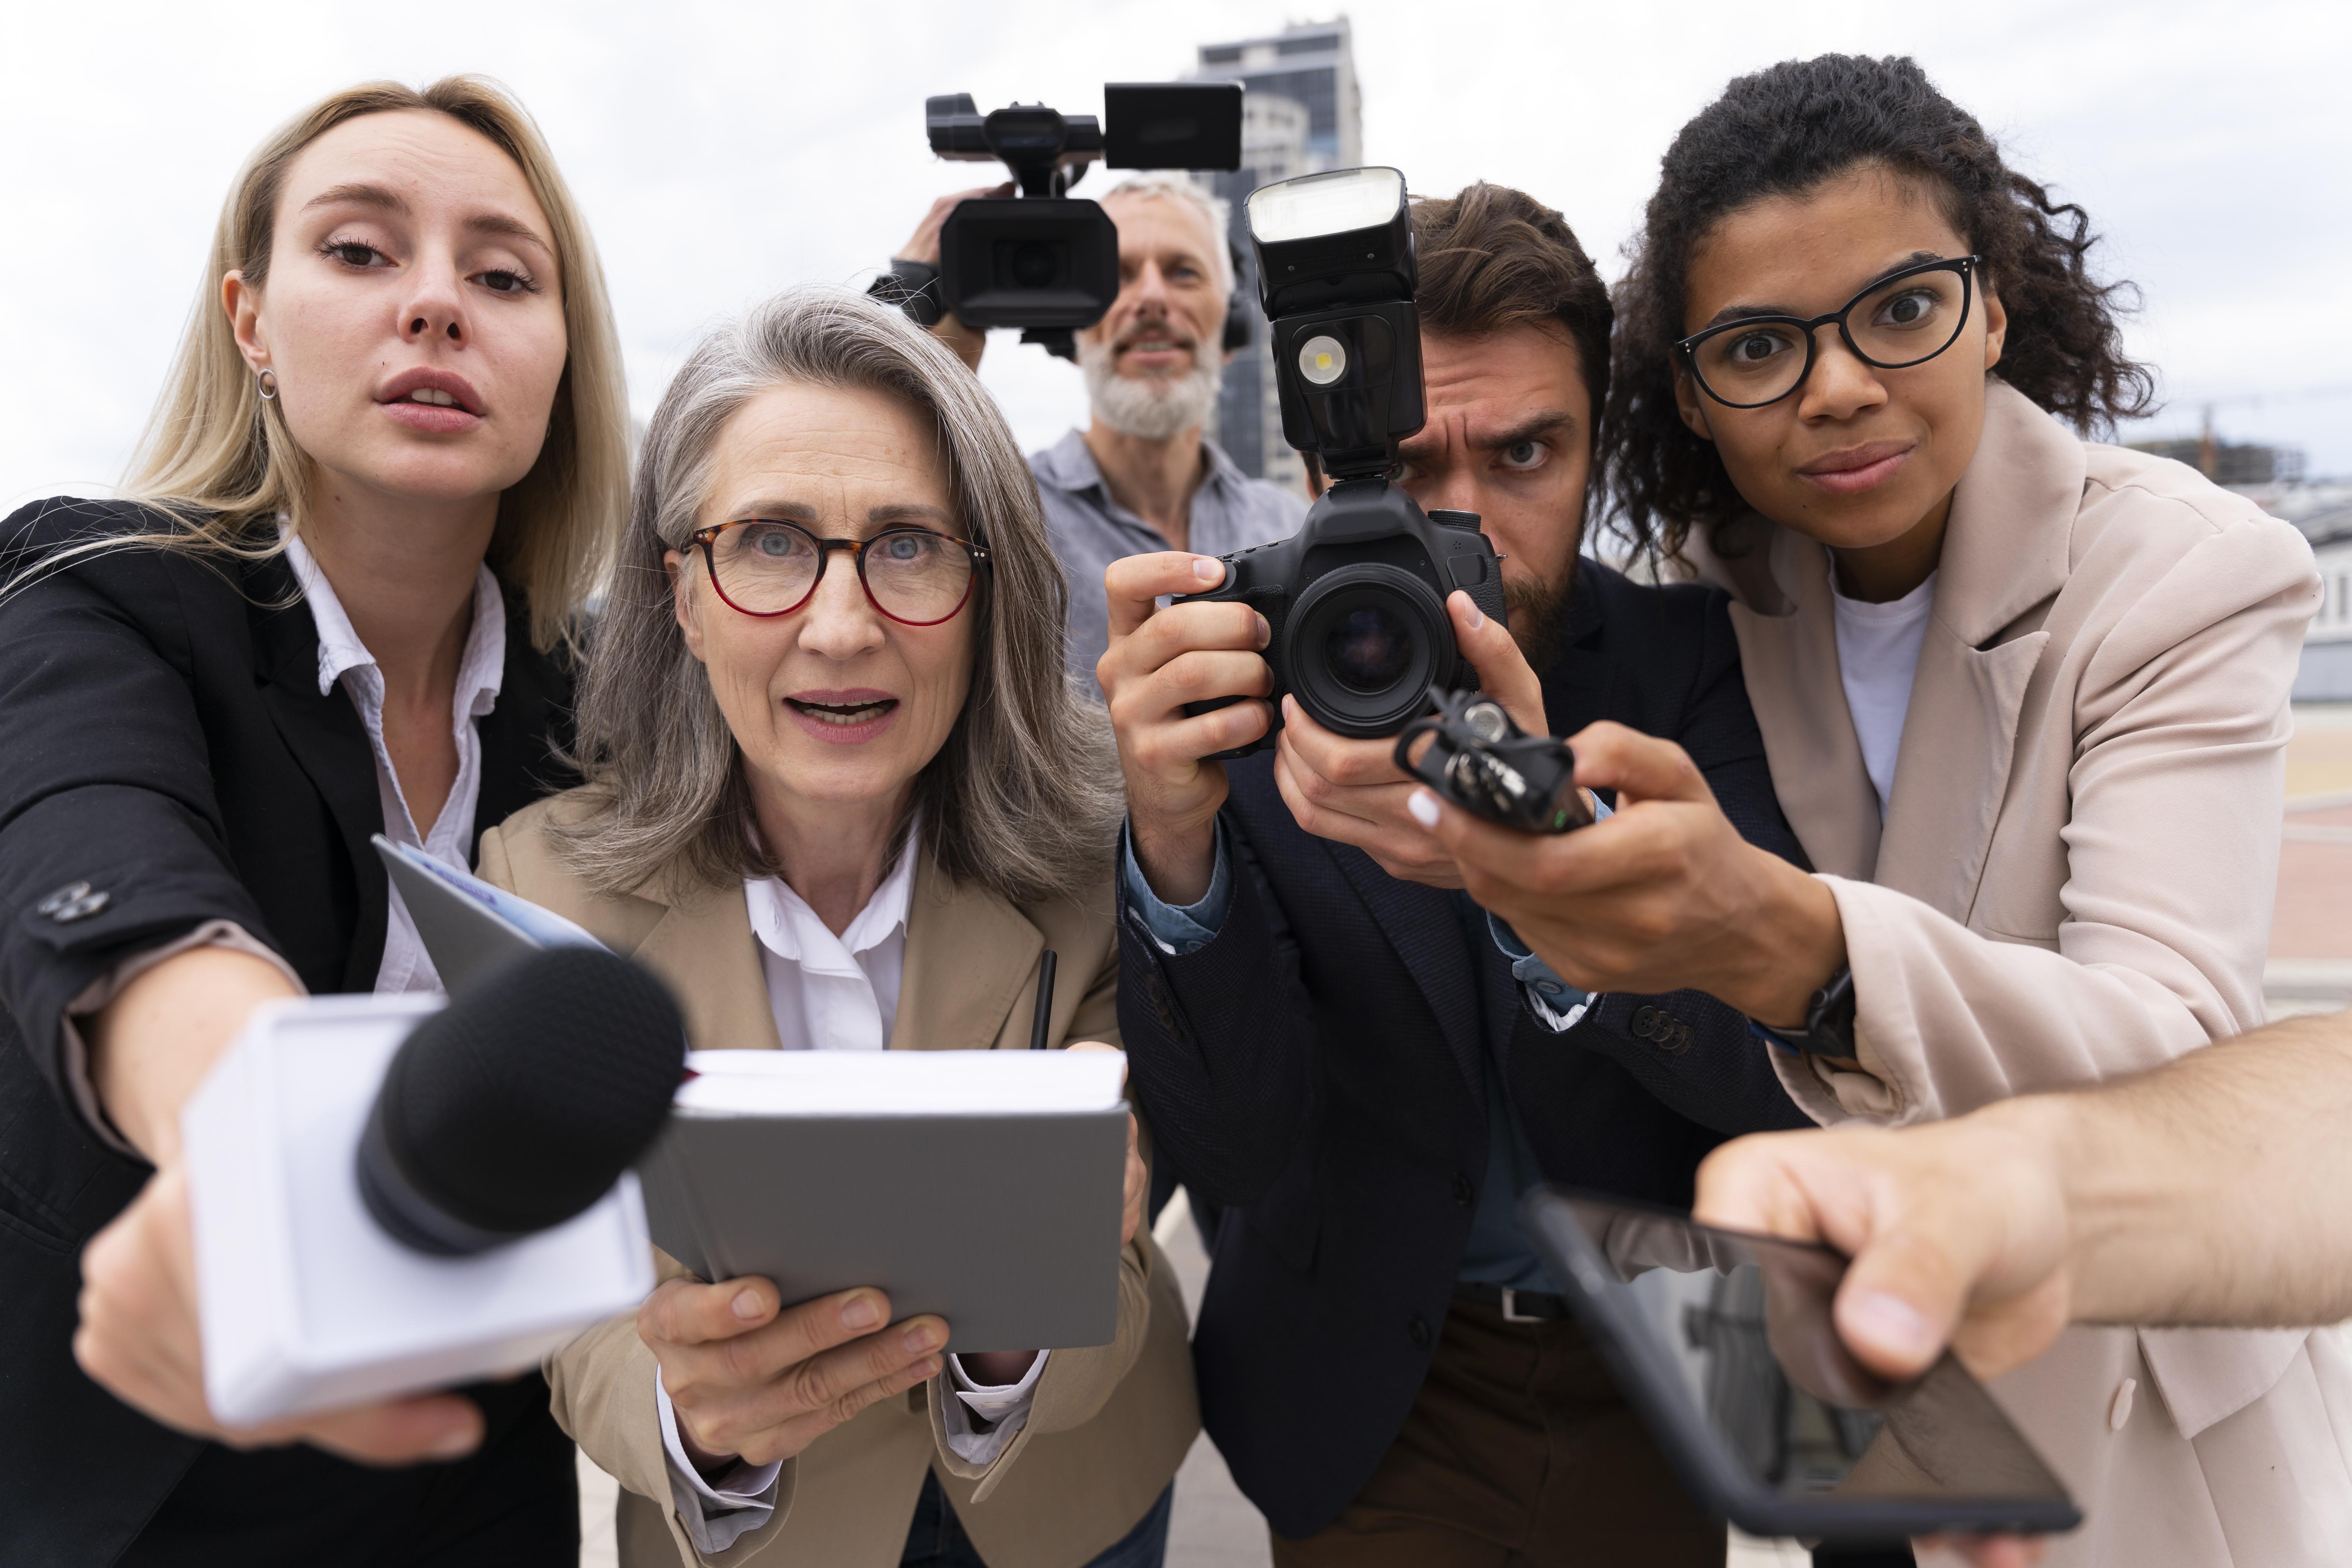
[2129,435,2304,487]
[2132,405,2352,699]
[1190,19,1363,495]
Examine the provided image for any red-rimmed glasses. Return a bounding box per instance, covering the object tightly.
[686,518,989,626]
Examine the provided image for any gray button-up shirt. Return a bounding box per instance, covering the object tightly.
[1029,429,1307,686]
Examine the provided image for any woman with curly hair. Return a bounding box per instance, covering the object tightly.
[1412,53,2345,1566]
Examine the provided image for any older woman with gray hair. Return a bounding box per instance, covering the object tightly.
[477,289,1197,1568]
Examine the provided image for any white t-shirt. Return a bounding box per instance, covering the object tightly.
[1830,568,1939,819]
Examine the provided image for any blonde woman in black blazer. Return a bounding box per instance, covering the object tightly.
[0,77,627,1566]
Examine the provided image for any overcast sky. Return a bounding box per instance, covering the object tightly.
[5,0,2348,515]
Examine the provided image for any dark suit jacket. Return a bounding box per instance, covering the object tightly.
[1117,559,1815,1539]
[0,499,581,1568]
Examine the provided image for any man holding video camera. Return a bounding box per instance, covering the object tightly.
[884,171,1305,678]
[1100,179,1811,1565]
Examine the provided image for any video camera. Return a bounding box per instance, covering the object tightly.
[1176,167,1510,756]
[920,83,1242,359]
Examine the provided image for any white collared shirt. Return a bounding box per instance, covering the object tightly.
[653,835,1049,1550]
[284,533,507,994]
[741,835,918,1053]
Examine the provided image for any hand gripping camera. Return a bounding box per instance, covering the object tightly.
[1175,167,1506,754]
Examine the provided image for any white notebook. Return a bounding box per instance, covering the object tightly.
[388,842,1131,1352]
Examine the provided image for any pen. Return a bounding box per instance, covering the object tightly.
[1028,949,1058,1049]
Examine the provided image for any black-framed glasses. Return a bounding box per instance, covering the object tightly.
[686,518,989,626]
[1676,255,1981,409]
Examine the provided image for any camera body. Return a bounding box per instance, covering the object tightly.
[923,84,1241,358]
[1176,166,1506,755]
[1183,481,1504,755]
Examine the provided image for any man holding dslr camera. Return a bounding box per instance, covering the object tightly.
[884,171,1304,677]
[1103,180,1811,1564]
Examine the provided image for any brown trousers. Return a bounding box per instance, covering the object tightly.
[1272,1296,1725,1568]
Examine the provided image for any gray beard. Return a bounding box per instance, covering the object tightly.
[1080,336,1223,442]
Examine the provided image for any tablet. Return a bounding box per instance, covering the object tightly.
[1517,1185,2081,1544]
[374,834,606,996]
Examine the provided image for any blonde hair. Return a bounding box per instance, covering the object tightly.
[100,76,627,648]
[552,288,1121,906]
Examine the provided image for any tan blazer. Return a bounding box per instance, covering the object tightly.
[479,794,1200,1568]
[1693,380,2350,1564]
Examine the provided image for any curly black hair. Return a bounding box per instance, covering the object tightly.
[1601,53,2157,562]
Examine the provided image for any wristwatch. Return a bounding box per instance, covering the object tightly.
[867,259,944,327]
[1750,965,1857,1057]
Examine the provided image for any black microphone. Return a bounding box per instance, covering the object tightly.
[357,946,686,1256]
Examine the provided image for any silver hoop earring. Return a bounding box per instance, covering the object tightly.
[256,368,278,401]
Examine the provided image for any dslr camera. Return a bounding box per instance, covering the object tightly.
[1177,167,1506,753]
[912,83,1241,360]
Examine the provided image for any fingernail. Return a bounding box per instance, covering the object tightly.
[841,1294,881,1331]
[733,1288,766,1321]
[1254,613,1270,647]
[1458,594,1485,630]
[1844,1290,1936,1362]
[904,1322,943,1353]
[1407,790,1442,829]
[428,1425,479,1459]
[1194,557,1223,584]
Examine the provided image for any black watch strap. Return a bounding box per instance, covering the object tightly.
[1752,965,1857,1057]
[867,259,944,327]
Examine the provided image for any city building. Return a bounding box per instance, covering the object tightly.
[1190,19,1364,495]
[2129,436,2305,487]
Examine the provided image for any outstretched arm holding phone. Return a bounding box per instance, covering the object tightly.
[1691,1008,2352,1386]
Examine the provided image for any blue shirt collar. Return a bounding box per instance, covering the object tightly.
[1031,427,1242,502]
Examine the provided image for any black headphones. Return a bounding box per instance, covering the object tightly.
[1222,237,1253,353]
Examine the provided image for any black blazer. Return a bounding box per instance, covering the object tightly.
[1117,559,1815,1540]
[0,499,582,1568]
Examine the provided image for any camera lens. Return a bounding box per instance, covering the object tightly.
[1325,606,1413,692]
[1011,244,1055,288]
[1283,563,1452,739]
[995,238,1066,291]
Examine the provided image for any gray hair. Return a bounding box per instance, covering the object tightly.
[1101,171,1234,296]
[551,287,1121,907]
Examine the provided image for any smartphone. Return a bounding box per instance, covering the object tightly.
[1517,1185,2082,1545]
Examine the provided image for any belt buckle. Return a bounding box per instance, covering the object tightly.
[1500,1287,1543,1324]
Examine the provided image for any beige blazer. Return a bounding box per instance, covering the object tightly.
[1692,380,2349,1564]
[480,795,1199,1568]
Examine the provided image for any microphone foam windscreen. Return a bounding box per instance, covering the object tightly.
[377,946,686,1236]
